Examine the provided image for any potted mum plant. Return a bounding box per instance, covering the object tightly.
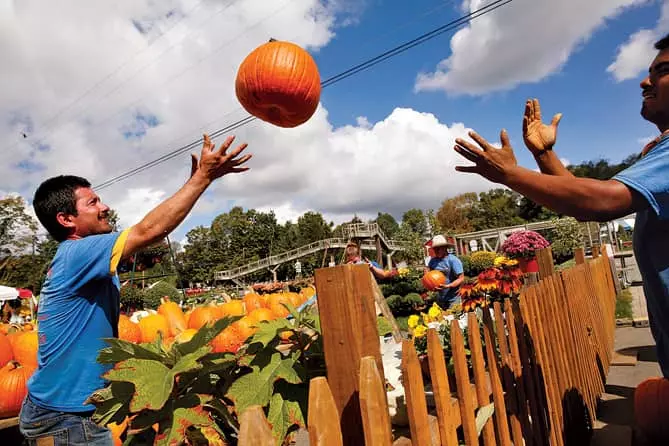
[501,230,550,273]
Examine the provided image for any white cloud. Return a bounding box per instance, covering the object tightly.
[0,0,499,243]
[607,0,669,82]
[414,0,646,95]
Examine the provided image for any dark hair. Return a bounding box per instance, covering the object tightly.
[33,175,91,241]
[655,33,669,51]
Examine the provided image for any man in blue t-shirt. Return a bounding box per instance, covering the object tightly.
[425,235,464,309]
[451,34,669,378]
[19,134,251,445]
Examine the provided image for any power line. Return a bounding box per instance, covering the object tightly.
[94,0,514,191]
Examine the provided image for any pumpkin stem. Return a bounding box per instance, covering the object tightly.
[269,38,277,42]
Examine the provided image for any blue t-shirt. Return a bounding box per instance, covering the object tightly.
[614,135,669,377]
[28,230,129,412]
[427,254,464,303]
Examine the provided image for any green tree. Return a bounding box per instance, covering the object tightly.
[107,209,121,232]
[180,226,217,284]
[296,211,332,245]
[518,197,560,223]
[375,212,399,238]
[402,209,427,236]
[0,196,38,257]
[468,189,524,231]
[567,154,637,179]
[436,193,477,234]
[394,225,425,265]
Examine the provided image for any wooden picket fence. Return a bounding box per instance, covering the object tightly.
[236,246,617,445]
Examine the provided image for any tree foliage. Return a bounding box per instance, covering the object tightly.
[0,196,38,258]
[375,212,399,238]
[436,192,477,234]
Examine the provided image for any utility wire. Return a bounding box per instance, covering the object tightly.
[94,0,514,191]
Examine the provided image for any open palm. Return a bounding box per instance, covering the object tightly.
[523,99,562,156]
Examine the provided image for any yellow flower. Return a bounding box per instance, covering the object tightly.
[428,304,442,320]
[413,324,427,338]
[407,315,420,329]
[422,312,431,325]
[494,256,507,267]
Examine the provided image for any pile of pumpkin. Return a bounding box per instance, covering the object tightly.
[0,323,39,418]
[119,287,316,354]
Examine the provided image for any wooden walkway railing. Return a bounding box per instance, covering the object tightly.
[236,246,617,445]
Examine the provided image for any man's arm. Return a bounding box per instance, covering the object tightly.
[445,273,465,289]
[454,130,647,222]
[122,134,251,258]
[523,99,573,177]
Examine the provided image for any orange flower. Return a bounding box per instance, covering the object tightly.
[476,269,498,292]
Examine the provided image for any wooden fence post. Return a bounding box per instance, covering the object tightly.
[314,264,385,444]
[592,245,600,258]
[574,247,586,265]
[536,247,555,279]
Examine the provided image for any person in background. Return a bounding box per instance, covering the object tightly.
[9,298,25,325]
[344,242,395,280]
[425,235,465,309]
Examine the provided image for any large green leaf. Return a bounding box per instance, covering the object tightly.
[175,316,240,357]
[154,405,217,446]
[225,351,302,415]
[267,392,305,444]
[104,358,173,412]
[248,319,293,348]
[98,338,165,364]
[170,346,211,376]
[85,381,135,426]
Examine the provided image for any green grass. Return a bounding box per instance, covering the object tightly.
[377,315,410,336]
[555,259,576,271]
[616,288,633,319]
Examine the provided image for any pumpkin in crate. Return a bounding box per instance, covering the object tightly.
[0,333,13,368]
[118,315,141,343]
[11,330,38,368]
[187,306,219,330]
[0,361,34,417]
[218,300,245,317]
[138,314,169,343]
[421,270,447,291]
[211,325,244,354]
[243,293,263,312]
[635,377,669,440]
[157,298,187,336]
[235,39,321,128]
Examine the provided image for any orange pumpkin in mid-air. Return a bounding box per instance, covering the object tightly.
[235,39,321,128]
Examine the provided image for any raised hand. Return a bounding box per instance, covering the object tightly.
[191,134,252,182]
[454,129,518,184]
[523,98,562,156]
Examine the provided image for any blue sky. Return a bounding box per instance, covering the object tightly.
[316,0,662,166]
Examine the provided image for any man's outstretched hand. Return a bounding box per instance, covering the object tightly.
[454,129,518,184]
[523,98,562,156]
[190,134,252,182]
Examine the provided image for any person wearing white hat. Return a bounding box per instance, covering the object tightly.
[425,235,464,309]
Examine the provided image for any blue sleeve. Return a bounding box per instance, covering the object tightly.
[61,232,123,288]
[370,261,382,269]
[613,139,669,219]
[450,256,464,275]
[427,258,437,270]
